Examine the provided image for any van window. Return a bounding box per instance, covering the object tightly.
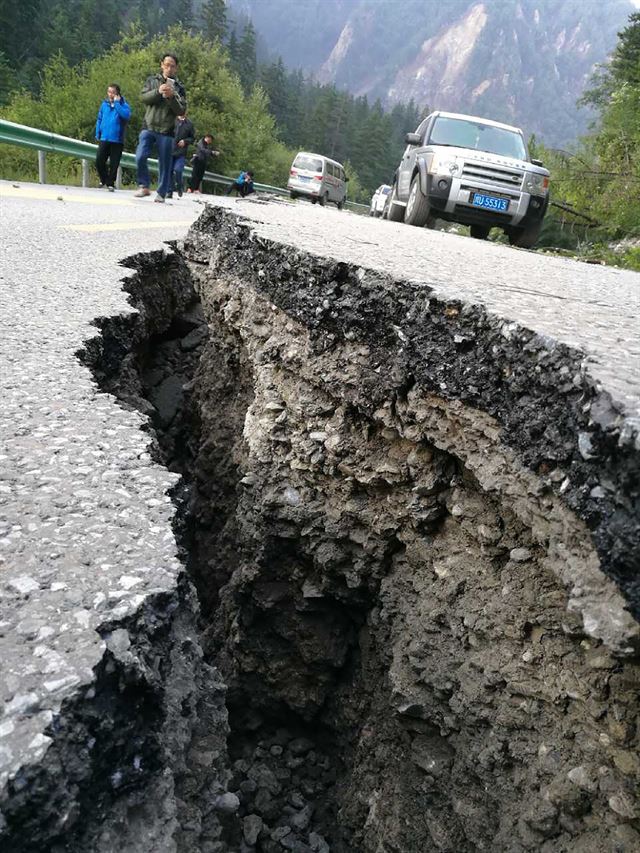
[294,155,323,172]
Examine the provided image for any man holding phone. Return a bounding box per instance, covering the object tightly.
[134,53,186,203]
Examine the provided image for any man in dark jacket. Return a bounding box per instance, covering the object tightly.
[95,84,131,191]
[187,135,220,193]
[167,111,194,198]
[134,53,186,203]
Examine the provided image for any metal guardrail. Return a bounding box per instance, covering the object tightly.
[0,118,287,195]
[0,119,368,211]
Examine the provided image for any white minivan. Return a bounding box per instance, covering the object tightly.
[287,152,348,209]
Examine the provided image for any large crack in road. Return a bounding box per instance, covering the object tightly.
[2,204,639,852]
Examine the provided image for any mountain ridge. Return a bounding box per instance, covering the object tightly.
[227,0,637,145]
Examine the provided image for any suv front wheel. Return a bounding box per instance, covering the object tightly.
[404,174,432,227]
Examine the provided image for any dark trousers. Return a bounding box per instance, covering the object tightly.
[189,158,206,191]
[226,181,254,197]
[172,154,186,194]
[95,141,123,187]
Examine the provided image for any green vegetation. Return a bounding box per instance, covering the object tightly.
[0,25,293,188]
[528,12,640,270]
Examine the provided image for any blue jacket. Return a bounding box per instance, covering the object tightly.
[95,97,131,144]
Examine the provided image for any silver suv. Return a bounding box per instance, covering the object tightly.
[386,111,550,248]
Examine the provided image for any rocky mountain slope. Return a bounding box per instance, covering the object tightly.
[228,0,637,145]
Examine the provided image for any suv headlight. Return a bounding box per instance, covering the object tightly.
[524,172,549,195]
[430,154,460,176]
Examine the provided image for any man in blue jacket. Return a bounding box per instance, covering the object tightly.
[95,84,131,191]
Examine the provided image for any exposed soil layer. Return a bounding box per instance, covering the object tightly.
[178,209,640,852]
[4,208,639,852]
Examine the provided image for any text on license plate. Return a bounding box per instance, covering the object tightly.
[300,176,311,182]
[471,192,508,212]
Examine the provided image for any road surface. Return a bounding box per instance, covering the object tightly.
[0,178,638,794]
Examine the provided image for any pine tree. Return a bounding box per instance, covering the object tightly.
[582,12,640,107]
[200,0,226,42]
[228,29,238,63]
[610,11,640,87]
[235,21,257,93]
[0,0,42,70]
[172,0,193,29]
[282,68,305,147]
[326,92,350,162]
[259,58,288,128]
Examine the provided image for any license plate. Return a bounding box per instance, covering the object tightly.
[299,176,311,183]
[471,192,508,212]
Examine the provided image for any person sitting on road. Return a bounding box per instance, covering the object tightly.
[94,84,131,192]
[187,134,219,194]
[225,170,255,198]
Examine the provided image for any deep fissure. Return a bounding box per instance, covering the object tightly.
[77,247,468,851]
[67,216,640,853]
[79,251,381,852]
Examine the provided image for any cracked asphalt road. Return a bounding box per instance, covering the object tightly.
[0,179,638,796]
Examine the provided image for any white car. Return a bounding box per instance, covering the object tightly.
[369,184,391,217]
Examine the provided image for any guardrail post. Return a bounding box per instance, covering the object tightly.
[116,167,122,189]
[82,159,89,188]
[37,150,46,184]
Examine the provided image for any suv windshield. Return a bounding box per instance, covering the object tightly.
[428,117,527,160]
[294,155,323,172]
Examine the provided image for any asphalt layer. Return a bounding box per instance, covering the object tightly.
[0,180,638,793]
[239,199,640,427]
[0,181,211,788]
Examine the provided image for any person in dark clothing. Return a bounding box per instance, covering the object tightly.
[167,111,194,198]
[225,170,255,197]
[187,135,220,193]
[95,84,131,191]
